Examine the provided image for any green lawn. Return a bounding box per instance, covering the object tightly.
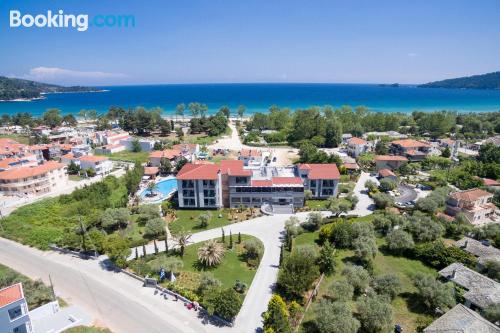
[295,219,437,333]
[305,200,329,210]
[96,150,150,163]
[168,209,234,235]
[178,235,260,290]
[0,134,30,144]
[63,327,112,333]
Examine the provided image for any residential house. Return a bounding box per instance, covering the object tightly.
[390,139,432,161]
[456,237,500,268]
[0,138,28,159]
[480,178,500,190]
[374,155,408,171]
[173,143,200,158]
[445,188,497,226]
[94,130,130,146]
[119,137,156,152]
[341,133,353,144]
[79,155,113,176]
[0,161,68,196]
[378,168,397,181]
[424,304,500,333]
[346,137,370,158]
[149,149,182,167]
[0,283,33,333]
[342,162,360,174]
[297,163,340,198]
[363,131,407,140]
[439,263,500,310]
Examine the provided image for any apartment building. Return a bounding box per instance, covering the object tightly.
[390,139,431,161]
[94,130,130,146]
[0,161,68,196]
[79,155,113,175]
[0,283,33,333]
[445,188,497,226]
[297,163,340,198]
[177,160,340,210]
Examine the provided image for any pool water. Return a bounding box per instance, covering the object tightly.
[140,178,178,199]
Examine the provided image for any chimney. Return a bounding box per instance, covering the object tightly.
[451,269,456,279]
[462,240,468,249]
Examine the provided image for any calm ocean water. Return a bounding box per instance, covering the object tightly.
[1,83,500,116]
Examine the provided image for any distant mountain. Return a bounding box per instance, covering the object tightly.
[0,76,101,101]
[419,71,500,90]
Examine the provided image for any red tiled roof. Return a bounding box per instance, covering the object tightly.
[240,149,262,157]
[0,161,64,180]
[450,188,493,202]
[375,155,408,162]
[177,163,220,180]
[61,153,76,160]
[251,179,273,187]
[391,139,431,148]
[347,137,367,145]
[220,160,252,176]
[79,155,108,162]
[271,177,303,185]
[406,149,426,156]
[149,149,181,159]
[482,178,500,186]
[144,167,159,175]
[0,283,24,307]
[0,157,21,169]
[297,163,340,180]
[379,168,396,177]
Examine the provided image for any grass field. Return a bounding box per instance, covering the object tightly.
[0,134,30,144]
[294,218,437,333]
[168,209,234,235]
[305,200,329,210]
[105,151,150,163]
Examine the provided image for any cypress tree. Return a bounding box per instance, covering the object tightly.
[229,231,233,249]
[164,237,169,253]
[221,228,225,243]
[238,232,242,244]
[135,247,139,260]
[142,244,147,257]
[154,240,158,254]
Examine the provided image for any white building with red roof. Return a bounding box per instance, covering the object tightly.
[0,161,67,196]
[446,188,497,226]
[79,155,112,175]
[346,137,370,157]
[0,283,32,333]
[149,149,182,167]
[177,160,308,210]
[297,163,340,198]
[390,139,432,161]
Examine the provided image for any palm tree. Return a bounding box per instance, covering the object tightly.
[176,231,192,257]
[146,181,158,197]
[198,239,225,267]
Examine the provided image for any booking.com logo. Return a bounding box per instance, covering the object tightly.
[9,10,135,32]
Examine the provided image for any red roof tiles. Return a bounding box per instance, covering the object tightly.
[379,168,396,177]
[149,149,181,159]
[391,139,431,148]
[0,161,65,180]
[450,188,493,202]
[297,163,340,180]
[375,155,408,162]
[0,283,23,307]
[347,137,367,145]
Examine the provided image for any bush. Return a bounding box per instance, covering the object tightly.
[356,294,393,333]
[204,288,242,321]
[371,192,394,209]
[243,239,264,267]
[342,265,371,294]
[413,273,456,312]
[379,178,397,192]
[371,274,401,300]
[314,300,360,333]
[386,229,415,254]
[327,281,354,302]
[412,240,477,269]
[198,272,222,294]
[262,295,291,333]
[278,248,320,299]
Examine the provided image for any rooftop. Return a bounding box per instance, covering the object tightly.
[144,167,159,176]
[375,155,409,162]
[391,139,431,148]
[379,168,396,177]
[424,304,500,333]
[450,188,493,203]
[439,263,500,309]
[149,149,182,159]
[297,163,340,180]
[177,163,220,180]
[240,149,262,157]
[0,283,24,308]
[347,137,367,145]
[0,161,65,180]
[79,155,109,163]
[482,178,500,187]
[456,237,500,265]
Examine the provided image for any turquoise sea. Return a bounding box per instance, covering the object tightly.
[1,83,500,116]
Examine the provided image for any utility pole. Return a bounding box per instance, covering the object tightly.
[78,216,87,252]
[48,274,56,301]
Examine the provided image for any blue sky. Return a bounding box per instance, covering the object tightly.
[1,0,499,85]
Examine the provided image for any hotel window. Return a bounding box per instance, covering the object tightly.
[232,197,241,203]
[322,180,335,187]
[204,190,215,197]
[203,180,215,187]
[183,198,195,206]
[204,198,216,206]
[8,305,23,320]
[182,180,194,188]
[310,180,316,187]
[242,197,251,203]
[235,177,247,184]
[322,189,334,196]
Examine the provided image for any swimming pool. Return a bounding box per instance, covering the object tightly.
[140,177,178,202]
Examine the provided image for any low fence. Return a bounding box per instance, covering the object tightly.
[294,273,324,332]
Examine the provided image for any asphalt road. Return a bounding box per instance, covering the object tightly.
[0,237,209,333]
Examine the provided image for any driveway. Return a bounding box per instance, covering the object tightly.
[350,171,378,216]
[131,212,323,333]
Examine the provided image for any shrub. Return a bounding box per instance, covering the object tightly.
[386,229,414,254]
[204,288,242,321]
[357,295,393,333]
[372,192,394,209]
[371,274,402,300]
[314,300,360,333]
[342,265,371,294]
[327,280,354,302]
[413,273,456,312]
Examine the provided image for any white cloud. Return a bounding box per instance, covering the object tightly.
[407,52,419,58]
[20,67,126,85]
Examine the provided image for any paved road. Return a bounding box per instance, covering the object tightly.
[0,237,209,333]
[350,171,378,216]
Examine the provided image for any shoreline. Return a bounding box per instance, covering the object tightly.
[0,89,109,103]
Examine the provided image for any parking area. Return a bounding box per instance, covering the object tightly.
[392,184,418,205]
